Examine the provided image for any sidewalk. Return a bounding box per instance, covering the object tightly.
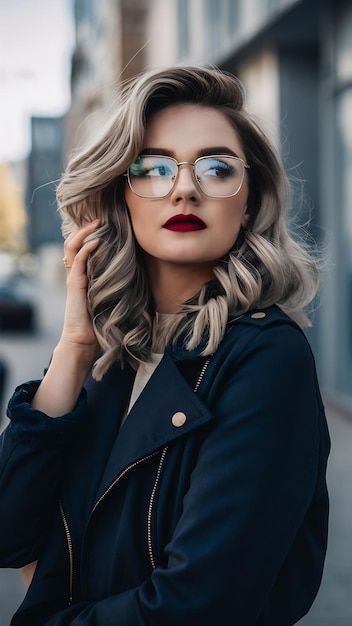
[298,402,352,626]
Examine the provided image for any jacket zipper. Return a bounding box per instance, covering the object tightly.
[59,452,160,605]
[59,355,212,601]
[193,357,212,393]
[59,500,74,605]
[92,451,160,513]
[147,446,168,568]
[146,356,212,568]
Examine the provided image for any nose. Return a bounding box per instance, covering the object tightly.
[170,163,201,203]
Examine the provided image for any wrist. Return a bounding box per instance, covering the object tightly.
[53,340,98,371]
[31,342,97,417]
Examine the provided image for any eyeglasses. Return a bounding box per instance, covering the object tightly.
[126,154,249,199]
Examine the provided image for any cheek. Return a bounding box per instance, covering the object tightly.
[219,225,242,254]
[214,204,247,253]
[124,191,145,233]
[128,214,150,251]
[220,199,247,231]
[125,204,157,256]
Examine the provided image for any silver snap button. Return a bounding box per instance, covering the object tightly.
[251,312,266,319]
[172,412,187,427]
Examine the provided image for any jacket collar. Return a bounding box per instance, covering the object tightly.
[92,306,286,505]
[94,349,212,506]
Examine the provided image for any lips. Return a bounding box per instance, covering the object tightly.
[163,214,206,232]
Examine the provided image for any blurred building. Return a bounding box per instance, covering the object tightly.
[26,116,64,250]
[66,0,149,156]
[66,0,352,410]
[145,0,352,410]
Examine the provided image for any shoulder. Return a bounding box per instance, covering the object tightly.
[226,304,308,343]
[171,305,315,381]
[207,306,323,416]
[216,304,315,371]
[228,304,302,333]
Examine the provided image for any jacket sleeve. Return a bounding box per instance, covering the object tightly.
[44,323,330,626]
[0,381,87,567]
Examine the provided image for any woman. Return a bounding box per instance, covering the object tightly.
[0,66,330,626]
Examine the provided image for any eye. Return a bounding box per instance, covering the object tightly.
[130,157,174,178]
[152,164,173,177]
[198,158,236,179]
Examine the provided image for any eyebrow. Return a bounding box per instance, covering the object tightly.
[140,147,241,159]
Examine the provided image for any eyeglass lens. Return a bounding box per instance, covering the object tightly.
[128,155,245,198]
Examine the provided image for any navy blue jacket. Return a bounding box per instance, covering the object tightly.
[0,306,330,626]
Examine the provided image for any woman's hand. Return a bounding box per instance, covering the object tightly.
[31,219,101,417]
[59,219,101,356]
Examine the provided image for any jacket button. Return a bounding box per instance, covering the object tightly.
[251,311,266,319]
[172,412,187,427]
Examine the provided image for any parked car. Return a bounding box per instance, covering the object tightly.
[0,283,35,332]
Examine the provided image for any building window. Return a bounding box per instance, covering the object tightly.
[177,0,190,59]
[335,1,352,83]
[335,88,352,392]
[32,120,60,151]
[227,0,239,37]
[204,0,222,53]
[333,1,352,395]
[203,0,240,57]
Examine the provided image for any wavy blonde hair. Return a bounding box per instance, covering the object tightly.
[57,65,319,380]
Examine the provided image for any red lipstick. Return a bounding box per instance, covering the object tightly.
[163,214,206,232]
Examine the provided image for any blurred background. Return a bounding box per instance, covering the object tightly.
[0,0,351,624]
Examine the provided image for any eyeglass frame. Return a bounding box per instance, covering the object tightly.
[124,153,250,199]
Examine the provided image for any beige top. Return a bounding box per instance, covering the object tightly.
[126,352,164,416]
[121,312,177,427]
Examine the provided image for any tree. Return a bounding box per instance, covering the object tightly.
[0,162,27,253]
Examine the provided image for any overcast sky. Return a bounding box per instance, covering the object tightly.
[0,0,74,162]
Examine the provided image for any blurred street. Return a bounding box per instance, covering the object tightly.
[0,259,65,626]
[0,272,352,625]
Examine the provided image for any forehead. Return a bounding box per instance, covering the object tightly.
[143,104,245,159]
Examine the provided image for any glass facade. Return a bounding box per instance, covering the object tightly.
[177,0,190,59]
[198,0,352,406]
[337,92,352,391]
[201,0,241,58]
[146,0,352,407]
[334,2,352,397]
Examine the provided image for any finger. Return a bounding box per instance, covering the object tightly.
[64,220,100,269]
[65,219,101,255]
[65,238,100,276]
[74,238,100,265]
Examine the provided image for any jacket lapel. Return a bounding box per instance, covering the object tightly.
[94,349,213,505]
